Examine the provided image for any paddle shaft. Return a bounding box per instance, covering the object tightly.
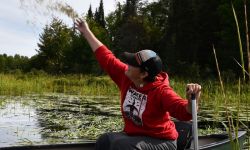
[191,94,199,150]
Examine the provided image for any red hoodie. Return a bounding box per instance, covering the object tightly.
[95,45,192,140]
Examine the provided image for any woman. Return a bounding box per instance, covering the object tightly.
[75,19,201,150]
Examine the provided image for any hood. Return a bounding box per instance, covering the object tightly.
[136,72,169,92]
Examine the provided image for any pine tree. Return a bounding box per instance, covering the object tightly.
[116,2,122,23]
[87,4,93,20]
[123,0,139,20]
[98,0,105,28]
[94,8,100,24]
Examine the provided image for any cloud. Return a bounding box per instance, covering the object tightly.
[0,0,38,57]
[0,0,157,57]
[0,0,98,57]
[0,27,38,57]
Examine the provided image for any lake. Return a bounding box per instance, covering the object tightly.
[0,94,249,149]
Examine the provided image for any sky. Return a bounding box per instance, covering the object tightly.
[0,0,156,58]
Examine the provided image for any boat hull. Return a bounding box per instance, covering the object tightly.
[0,131,247,150]
[187,131,247,150]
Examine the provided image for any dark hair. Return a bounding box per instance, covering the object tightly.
[140,68,156,82]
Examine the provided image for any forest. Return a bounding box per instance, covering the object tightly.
[0,0,249,80]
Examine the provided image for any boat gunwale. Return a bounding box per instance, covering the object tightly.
[0,131,247,150]
[188,130,247,150]
[0,140,95,150]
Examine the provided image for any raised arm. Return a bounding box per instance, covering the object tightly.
[74,18,127,87]
[75,19,102,52]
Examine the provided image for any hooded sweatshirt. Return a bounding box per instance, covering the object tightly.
[95,45,192,140]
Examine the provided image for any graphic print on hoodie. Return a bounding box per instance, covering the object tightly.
[123,87,147,126]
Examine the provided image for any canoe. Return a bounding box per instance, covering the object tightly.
[176,121,247,150]
[0,130,246,150]
[0,121,247,150]
[187,130,247,150]
[0,142,95,150]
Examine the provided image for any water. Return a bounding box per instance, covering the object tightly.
[0,94,122,147]
[0,94,249,149]
[0,101,42,146]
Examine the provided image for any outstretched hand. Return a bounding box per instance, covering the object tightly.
[74,18,103,52]
[74,18,89,34]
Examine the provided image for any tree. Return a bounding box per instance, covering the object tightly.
[106,0,166,57]
[98,0,105,28]
[0,54,29,73]
[94,0,105,28]
[36,18,72,74]
[87,5,93,20]
[108,0,150,54]
[0,55,6,72]
[139,0,170,57]
[94,8,100,24]
[14,0,250,79]
[68,19,110,74]
[123,0,139,20]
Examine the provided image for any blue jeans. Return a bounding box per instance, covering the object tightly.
[95,132,177,150]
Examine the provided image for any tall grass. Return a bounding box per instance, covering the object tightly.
[0,73,118,96]
[206,2,250,149]
[244,0,250,82]
[1,73,249,102]
[213,45,238,149]
[239,1,250,147]
[213,45,226,99]
[232,3,245,82]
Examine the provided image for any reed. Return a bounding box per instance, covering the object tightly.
[212,45,241,149]
[243,0,250,82]
[232,3,246,82]
[207,3,250,148]
[231,2,250,149]
[212,45,225,99]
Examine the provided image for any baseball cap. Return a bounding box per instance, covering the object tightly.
[123,50,162,77]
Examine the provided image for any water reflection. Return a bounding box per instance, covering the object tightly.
[0,100,42,147]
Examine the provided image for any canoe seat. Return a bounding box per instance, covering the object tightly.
[174,121,192,150]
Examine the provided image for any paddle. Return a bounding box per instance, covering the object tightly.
[191,93,199,150]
